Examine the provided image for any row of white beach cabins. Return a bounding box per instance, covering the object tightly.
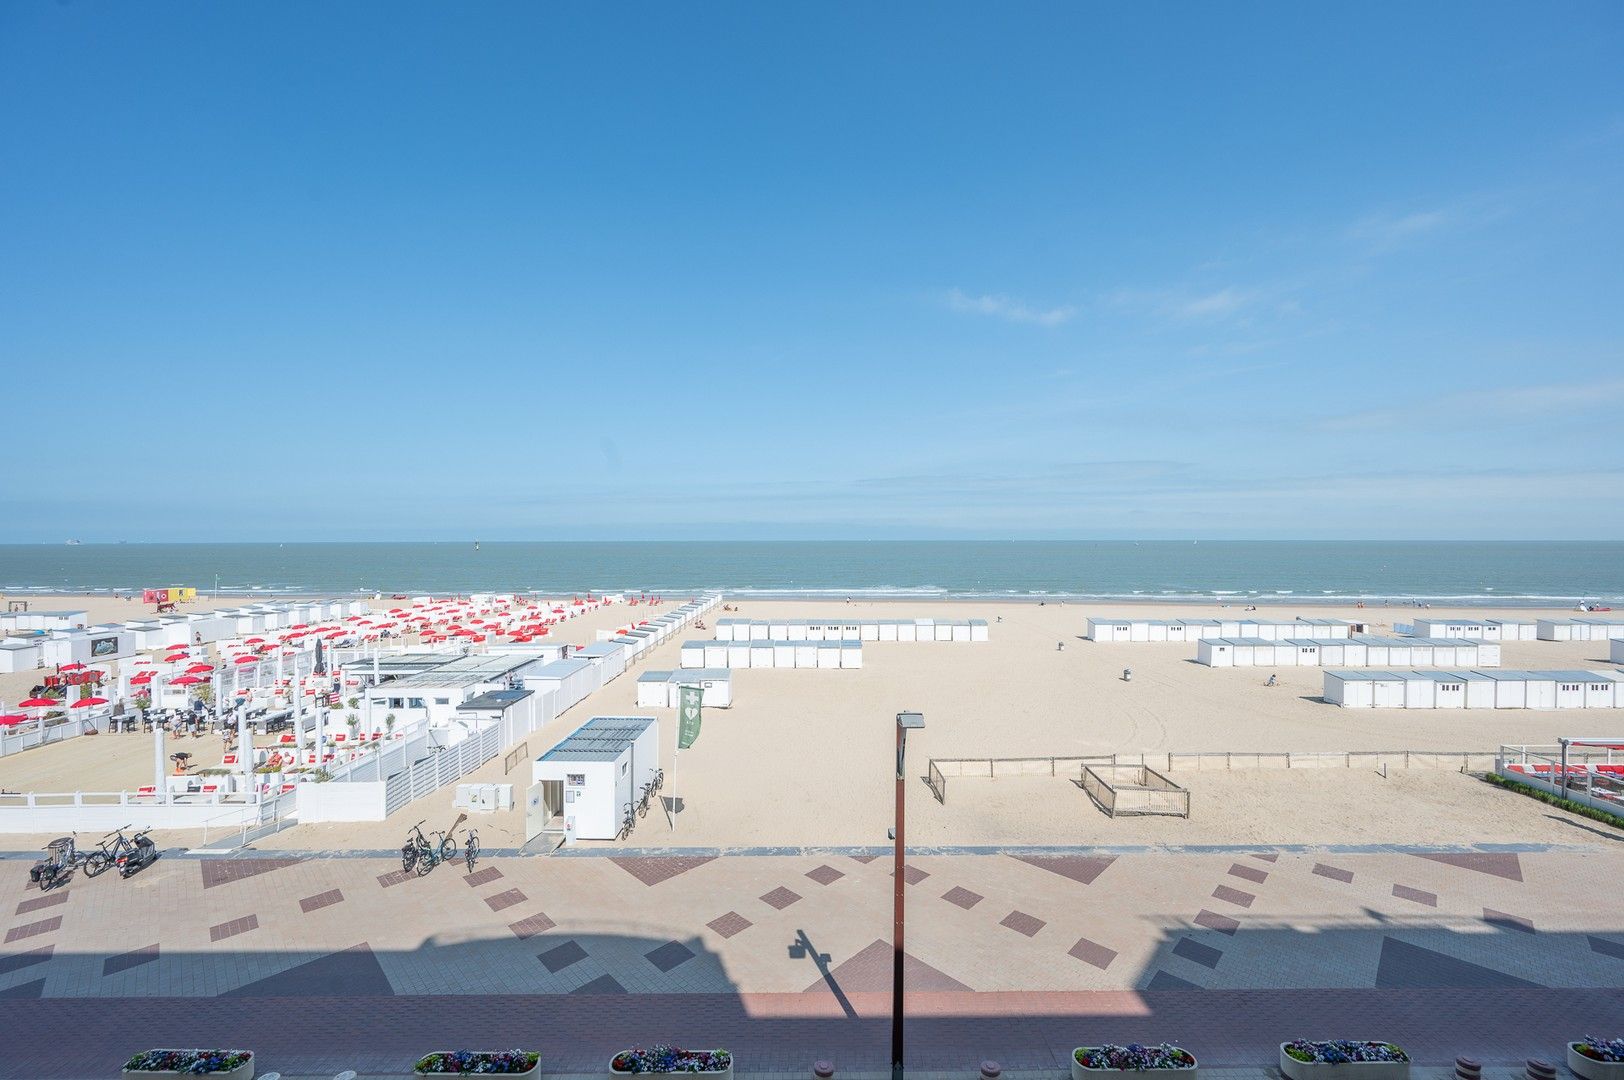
[1088,616,1624,644]
[0,600,375,673]
[1197,636,1503,668]
[1325,669,1624,709]
[711,618,990,642]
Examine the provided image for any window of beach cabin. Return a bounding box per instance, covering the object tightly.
[408,697,424,708]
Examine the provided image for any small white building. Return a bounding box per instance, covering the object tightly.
[532,716,659,841]
[1481,671,1529,709]
[1324,671,1376,707]
[636,670,674,708]
[1401,671,1436,709]
[455,688,549,747]
[523,658,602,715]
[573,642,628,683]
[667,669,732,708]
[1452,670,1496,709]
[1537,620,1580,641]
[0,609,89,632]
[1415,671,1466,709]
[0,639,42,674]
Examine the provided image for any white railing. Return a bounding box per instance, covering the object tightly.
[0,716,95,758]
[0,788,264,833]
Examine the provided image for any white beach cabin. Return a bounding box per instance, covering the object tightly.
[532,716,659,841]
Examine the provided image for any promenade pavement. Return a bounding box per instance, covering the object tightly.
[3,845,1621,1078]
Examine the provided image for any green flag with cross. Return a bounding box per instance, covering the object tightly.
[678,685,703,749]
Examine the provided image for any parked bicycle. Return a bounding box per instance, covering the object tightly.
[82,825,138,879]
[29,837,78,891]
[617,801,636,841]
[636,780,655,819]
[402,820,438,876]
[462,826,480,873]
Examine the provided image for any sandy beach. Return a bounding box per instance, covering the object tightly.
[3,594,1619,853]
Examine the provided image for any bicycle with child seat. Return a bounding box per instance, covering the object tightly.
[402,820,438,876]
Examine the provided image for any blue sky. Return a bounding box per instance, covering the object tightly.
[3,2,1622,541]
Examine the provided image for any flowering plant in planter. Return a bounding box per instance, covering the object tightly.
[611,1046,732,1073]
[1283,1042,1409,1065]
[414,1049,539,1074]
[123,1049,253,1074]
[1077,1045,1197,1071]
[1575,1038,1624,1063]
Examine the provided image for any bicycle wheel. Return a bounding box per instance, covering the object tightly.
[416,850,436,876]
[439,837,458,863]
[401,845,416,875]
[83,852,110,878]
[464,836,479,873]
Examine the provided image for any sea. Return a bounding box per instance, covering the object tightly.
[1,542,1622,607]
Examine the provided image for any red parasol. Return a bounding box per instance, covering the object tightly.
[70,697,108,708]
[20,697,57,708]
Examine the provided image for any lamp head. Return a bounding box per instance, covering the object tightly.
[897,711,924,730]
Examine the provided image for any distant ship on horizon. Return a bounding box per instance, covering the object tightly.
[65,539,81,545]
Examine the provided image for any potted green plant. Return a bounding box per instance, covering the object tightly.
[1569,1037,1624,1080]
[1074,1044,1198,1080]
[414,1050,539,1076]
[1280,1042,1409,1080]
[611,1046,732,1078]
[122,1049,253,1079]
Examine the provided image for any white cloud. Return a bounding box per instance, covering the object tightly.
[1174,287,1260,319]
[1319,375,1624,431]
[1346,209,1453,251]
[944,288,1077,327]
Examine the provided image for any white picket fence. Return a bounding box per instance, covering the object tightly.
[383,725,501,816]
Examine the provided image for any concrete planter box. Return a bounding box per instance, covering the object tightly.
[1073,1047,1198,1080]
[1280,1044,1408,1080]
[610,1052,732,1079]
[415,1051,539,1077]
[122,1051,254,1080]
[1569,1044,1624,1080]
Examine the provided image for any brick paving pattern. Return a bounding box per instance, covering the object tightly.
[299,888,344,913]
[15,892,69,916]
[0,847,1620,1078]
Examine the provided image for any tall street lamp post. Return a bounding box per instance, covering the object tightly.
[893,710,925,1080]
